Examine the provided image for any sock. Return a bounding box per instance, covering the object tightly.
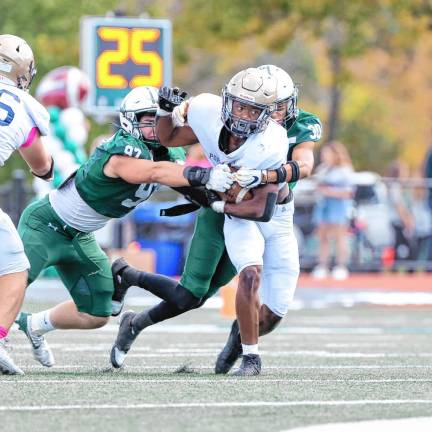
[242,343,259,356]
[123,270,179,302]
[131,310,154,333]
[0,326,8,340]
[30,310,56,335]
[132,297,202,333]
[148,301,188,323]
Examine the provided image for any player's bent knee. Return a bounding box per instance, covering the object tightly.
[79,313,109,329]
[239,266,261,295]
[174,284,203,311]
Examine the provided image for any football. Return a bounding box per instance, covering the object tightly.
[219,166,253,204]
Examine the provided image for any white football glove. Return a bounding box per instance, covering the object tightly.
[210,200,226,213]
[171,100,191,127]
[206,164,234,192]
[235,167,264,188]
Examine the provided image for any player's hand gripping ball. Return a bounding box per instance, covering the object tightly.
[219,166,253,204]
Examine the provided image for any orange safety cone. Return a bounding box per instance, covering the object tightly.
[220,276,238,319]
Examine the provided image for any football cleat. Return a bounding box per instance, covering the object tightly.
[215,320,242,374]
[0,338,24,375]
[110,310,139,368]
[17,312,55,367]
[111,258,131,317]
[232,354,262,376]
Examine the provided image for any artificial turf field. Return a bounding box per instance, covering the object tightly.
[2,298,432,432]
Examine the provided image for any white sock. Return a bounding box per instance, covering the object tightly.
[242,343,259,356]
[30,310,56,335]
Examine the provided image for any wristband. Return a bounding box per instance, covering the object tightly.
[31,157,54,181]
[275,166,287,183]
[286,161,300,182]
[183,166,211,187]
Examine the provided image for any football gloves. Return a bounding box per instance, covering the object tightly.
[183,164,234,192]
[206,164,234,192]
[158,86,188,113]
[235,167,265,188]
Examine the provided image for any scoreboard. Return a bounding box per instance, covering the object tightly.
[80,16,172,116]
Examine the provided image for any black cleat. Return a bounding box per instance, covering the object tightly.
[215,320,242,374]
[232,354,262,376]
[111,258,131,316]
[110,311,139,368]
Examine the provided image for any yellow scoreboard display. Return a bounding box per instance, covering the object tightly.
[80,16,172,116]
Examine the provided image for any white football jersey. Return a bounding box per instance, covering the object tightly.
[0,82,50,166]
[187,93,288,170]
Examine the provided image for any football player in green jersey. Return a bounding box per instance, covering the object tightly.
[14,86,236,369]
[110,65,322,375]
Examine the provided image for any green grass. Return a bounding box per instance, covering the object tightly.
[2,304,432,432]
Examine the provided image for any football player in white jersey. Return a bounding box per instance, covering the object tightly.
[111,68,292,375]
[0,34,53,374]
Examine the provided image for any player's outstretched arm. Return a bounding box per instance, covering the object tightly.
[18,132,53,181]
[105,156,234,190]
[219,183,279,222]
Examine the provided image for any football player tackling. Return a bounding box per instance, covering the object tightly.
[110,67,303,375]
[110,65,321,376]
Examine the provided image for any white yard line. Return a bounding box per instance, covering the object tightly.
[1,379,432,384]
[17,364,432,370]
[1,400,432,411]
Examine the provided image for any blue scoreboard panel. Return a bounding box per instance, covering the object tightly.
[80,16,172,116]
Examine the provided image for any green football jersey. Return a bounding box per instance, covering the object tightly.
[74,130,186,218]
[286,109,322,189]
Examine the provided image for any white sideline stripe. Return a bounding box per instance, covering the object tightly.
[85,351,432,359]
[2,379,432,385]
[12,322,432,335]
[70,324,388,335]
[1,400,432,411]
[19,364,432,370]
[285,417,432,432]
[12,348,432,359]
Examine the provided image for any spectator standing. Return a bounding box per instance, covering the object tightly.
[312,141,354,280]
[387,160,413,262]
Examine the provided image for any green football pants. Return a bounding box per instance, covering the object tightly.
[180,207,236,299]
[18,196,113,317]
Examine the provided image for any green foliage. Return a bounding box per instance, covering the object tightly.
[0,1,117,85]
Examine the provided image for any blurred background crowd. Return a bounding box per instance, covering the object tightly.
[2,0,432,279]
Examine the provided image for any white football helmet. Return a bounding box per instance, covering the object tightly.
[119,86,159,144]
[221,67,278,138]
[258,64,298,127]
[0,34,36,90]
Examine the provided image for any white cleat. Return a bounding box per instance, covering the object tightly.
[110,346,127,369]
[17,313,55,367]
[0,339,24,375]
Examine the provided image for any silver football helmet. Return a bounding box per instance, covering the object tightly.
[258,64,298,127]
[0,34,36,91]
[221,67,278,138]
[119,86,159,144]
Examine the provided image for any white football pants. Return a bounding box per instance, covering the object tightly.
[223,201,299,317]
[0,208,30,276]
